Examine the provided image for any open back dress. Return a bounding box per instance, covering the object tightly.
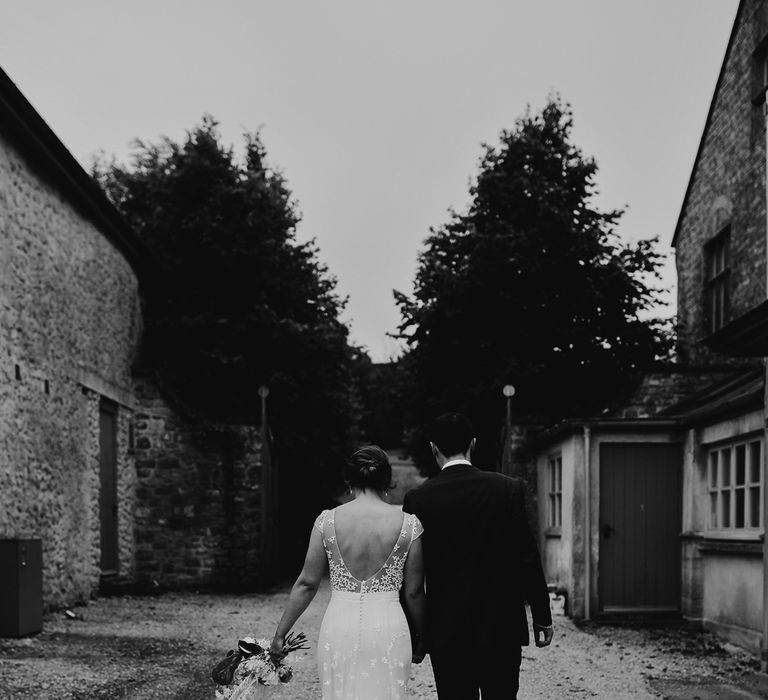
[314,508,424,699]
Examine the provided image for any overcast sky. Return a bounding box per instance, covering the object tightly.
[1,1,739,361]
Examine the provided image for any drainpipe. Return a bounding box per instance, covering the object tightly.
[258,385,273,584]
[763,366,768,672]
[763,86,768,673]
[584,425,592,621]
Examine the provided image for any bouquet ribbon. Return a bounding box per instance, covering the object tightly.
[211,638,265,685]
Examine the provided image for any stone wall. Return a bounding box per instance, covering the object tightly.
[131,376,268,589]
[675,0,767,364]
[0,129,142,609]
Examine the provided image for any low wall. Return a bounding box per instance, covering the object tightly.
[131,377,267,589]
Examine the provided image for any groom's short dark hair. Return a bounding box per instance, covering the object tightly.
[430,413,474,457]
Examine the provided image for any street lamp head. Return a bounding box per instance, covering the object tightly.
[502,384,515,398]
[257,385,270,398]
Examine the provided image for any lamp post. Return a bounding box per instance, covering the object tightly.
[502,385,515,474]
[257,385,274,581]
[258,385,270,433]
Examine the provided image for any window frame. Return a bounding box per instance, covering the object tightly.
[546,453,563,535]
[703,226,731,335]
[706,435,763,537]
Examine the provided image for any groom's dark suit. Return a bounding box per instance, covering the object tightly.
[402,462,551,699]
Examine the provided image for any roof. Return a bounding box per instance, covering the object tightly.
[527,365,763,451]
[671,0,745,248]
[660,366,764,424]
[607,364,743,419]
[0,66,153,284]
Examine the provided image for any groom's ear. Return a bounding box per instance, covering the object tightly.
[468,438,476,458]
[429,441,439,459]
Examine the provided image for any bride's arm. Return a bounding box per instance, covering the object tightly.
[270,525,327,657]
[403,536,427,662]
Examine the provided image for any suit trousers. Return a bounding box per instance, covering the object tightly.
[430,645,522,700]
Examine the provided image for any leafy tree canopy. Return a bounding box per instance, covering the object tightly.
[395,98,671,472]
[95,116,362,565]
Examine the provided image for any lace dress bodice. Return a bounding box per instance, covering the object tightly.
[315,508,423,594]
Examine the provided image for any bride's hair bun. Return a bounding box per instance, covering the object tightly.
[345,445,394,493]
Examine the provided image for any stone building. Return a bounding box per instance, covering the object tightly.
[670,0,767,658]
[526,0,768,664]
[0,67,273,612]
[0,67,146,608]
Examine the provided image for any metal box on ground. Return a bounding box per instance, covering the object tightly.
[0,539,43,637]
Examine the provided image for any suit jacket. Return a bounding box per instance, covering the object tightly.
[402,463,551,654]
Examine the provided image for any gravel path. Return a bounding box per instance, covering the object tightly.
[0,580,762,699]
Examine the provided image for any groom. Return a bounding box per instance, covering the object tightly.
[402,412,553,699]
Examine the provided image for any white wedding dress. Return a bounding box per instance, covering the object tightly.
[314,508,424,700]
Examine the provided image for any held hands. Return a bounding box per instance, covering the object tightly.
[412,638,427,664]
[533,623,553,647]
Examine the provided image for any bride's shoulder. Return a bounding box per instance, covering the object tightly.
[403,511,424,538]
[313,508,332,531]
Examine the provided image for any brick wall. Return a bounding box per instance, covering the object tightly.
[0,129,142,608]
[131,376,267,589]
[675,0,767,364]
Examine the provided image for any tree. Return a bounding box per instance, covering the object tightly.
[395,98,671,473]
[94,117,362,568]
[355,359,408,450]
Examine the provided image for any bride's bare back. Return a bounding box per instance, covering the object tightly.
[332,500,405,581]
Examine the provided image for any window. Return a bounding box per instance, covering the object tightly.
[708,437,763,532]
[547,455,562,530]
[704,228,730,334]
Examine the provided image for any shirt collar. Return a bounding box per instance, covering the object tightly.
[441,458,472,470]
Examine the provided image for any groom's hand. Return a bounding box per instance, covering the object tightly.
[412,639,427,664]
[533,623,553,647]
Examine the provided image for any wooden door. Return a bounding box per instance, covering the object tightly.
[599,443,682,612]
[17,539,43,635]
[99,400,119,574]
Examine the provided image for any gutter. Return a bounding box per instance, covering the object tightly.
[528,417,681,453]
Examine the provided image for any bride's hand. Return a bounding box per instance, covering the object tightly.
[269,635,286,662]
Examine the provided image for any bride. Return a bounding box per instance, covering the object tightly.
[270,445,426,698]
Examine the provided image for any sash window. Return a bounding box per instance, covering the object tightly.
[547,455,562,530]
[704,227,730,335]
[708,438,763,531]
